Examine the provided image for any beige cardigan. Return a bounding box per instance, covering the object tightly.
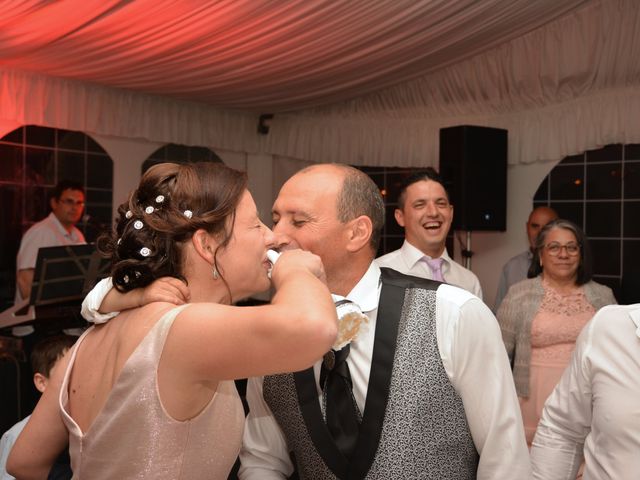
[496,276,616,397]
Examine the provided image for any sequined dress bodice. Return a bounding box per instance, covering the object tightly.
[59,306,244,479]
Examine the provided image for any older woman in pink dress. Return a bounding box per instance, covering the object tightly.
[497,219,616,446]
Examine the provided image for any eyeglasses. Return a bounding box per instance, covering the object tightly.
[59,198,85,207]
[544,242,580,256]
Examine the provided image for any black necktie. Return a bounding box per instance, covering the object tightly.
[319,344,361,459]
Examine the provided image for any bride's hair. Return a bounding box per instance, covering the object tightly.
[98,162,247,292]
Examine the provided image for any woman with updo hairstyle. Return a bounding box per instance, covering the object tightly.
[8,162,337,480]
[497,218,616,446]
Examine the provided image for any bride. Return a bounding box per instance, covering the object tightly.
[8,162,337,479]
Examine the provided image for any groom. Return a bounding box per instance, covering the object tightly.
[238,164,530,479]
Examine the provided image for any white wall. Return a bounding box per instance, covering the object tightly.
[467,159,557,309]
[91,134,164,209]
[88,137,276,227]
[1,120,558,309]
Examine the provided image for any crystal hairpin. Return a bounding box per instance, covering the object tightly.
[125,210,133,219]
[145,206,154,214]
[140,247,151,257]
[155,195,165,204]
[133,220,143,230]
[123,274,130,284]
[183,210,193,219]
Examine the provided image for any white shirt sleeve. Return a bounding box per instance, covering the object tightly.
[0,417,28,480]
[437,285,531,479]
[238,377,293,480]
[16,226,56,271]
[80,277,119,324]
[530,320,593,479]
[471,277,483,300]
[0,430,14,480]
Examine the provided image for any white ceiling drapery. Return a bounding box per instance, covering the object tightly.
[0,0,638,167]
[0,0,588,111]
[268,0,640,166]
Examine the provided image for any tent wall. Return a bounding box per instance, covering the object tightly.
[1,0,638,307]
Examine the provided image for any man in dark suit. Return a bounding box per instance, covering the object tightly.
[239,164,530,479]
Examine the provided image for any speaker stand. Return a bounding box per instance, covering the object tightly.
[463,231,473,270]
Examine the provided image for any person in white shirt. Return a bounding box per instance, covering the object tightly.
[15,180,86,304]
[530,303,640,479]
[493,206,557,311]
[376,169,482,299]
[0,334,76,480]
[79,164,531,479]
[239,164,529,479]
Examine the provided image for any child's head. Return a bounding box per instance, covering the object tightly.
[30,335,76,393]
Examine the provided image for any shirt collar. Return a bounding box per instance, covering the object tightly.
[346,261,381,313]
[629,307,640,340]
[47,212,75,239]
[400,240,450,268]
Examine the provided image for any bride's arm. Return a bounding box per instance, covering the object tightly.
[7,354,71,479]
[81,276,190,324]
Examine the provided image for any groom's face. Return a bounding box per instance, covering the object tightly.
[271,165,349,287]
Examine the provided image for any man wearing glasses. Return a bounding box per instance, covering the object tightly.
[15,180,86,305]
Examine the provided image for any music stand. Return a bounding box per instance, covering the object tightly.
[29,244,110,307]
[0,245,110,330]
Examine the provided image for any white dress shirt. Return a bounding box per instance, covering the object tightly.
[0,415,29,480]
[15,212,86,303]
[531,304,640,480]
[375,240,483,300]
[239,262,530,479]
[81,277,118,324]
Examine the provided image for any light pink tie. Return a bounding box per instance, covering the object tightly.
[424,257,445,282]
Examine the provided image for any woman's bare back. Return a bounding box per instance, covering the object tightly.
[66,302,179,433]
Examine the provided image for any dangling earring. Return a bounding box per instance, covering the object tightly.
[212,266,219,280]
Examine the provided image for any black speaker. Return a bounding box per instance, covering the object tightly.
[439,125,507,231]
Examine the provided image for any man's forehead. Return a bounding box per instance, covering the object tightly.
[274,169,340,212]
[406,179,447,199]
[529,208,554,225]
[272,192,320,217]
[60,189,84,198]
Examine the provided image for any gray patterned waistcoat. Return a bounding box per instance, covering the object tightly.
[263,269,479,479]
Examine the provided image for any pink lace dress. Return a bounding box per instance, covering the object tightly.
[520,280,596,445]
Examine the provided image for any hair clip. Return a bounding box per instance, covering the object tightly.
[155,195,165,204]
[134,270,141,278]
[140,247,151,257]
[125,210,133,219]
[145,206,154,214]
[123,274,130,284]
[183,210,193,219]
[134,220,143,230]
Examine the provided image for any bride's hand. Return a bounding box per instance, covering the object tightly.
[270,249,327,286]
[137,276,191,306]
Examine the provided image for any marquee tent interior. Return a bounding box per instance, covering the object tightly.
[0,0,638,304]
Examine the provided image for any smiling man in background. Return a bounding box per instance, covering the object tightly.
[376,169,482,299]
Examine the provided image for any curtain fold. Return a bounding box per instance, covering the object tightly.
[0,69,261,153]
[0,0,637,167]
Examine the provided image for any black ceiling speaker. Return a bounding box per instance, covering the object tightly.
[439,125,508,231]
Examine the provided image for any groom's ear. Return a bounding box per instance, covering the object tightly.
[345,215,372,253]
